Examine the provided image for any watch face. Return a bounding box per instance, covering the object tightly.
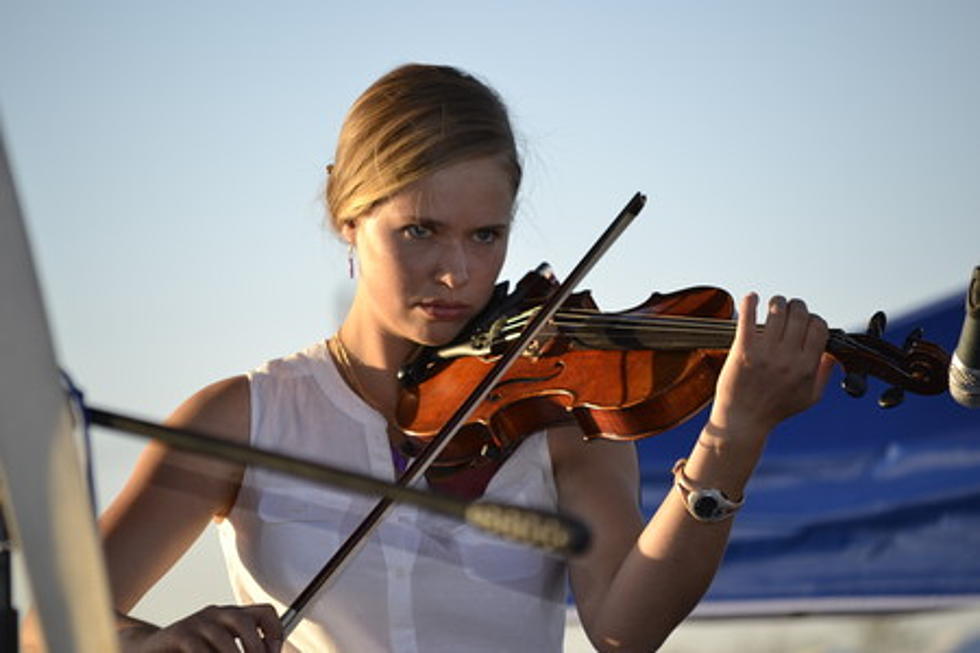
[692,493,721,520]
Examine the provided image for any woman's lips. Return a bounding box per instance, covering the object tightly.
[417,301,471,321]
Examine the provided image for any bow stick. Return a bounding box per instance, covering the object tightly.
[280,192,647,635]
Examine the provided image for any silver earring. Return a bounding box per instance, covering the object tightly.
[347,243,355,279]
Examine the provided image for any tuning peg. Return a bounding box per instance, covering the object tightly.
[877,327,926,408]
[878,386,905,408]
[902,327,924,349]
[842,311,902,400]
[866,311,887,338]
[843,370,868,398]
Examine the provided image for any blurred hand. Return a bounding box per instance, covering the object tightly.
[120,604,283,653]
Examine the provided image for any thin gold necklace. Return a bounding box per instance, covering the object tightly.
[328,333,386,416]
[329,334,416,461]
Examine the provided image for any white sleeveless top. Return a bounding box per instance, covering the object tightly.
[216,341,568,652]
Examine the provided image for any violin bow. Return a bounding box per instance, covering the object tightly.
[279,192,648,635]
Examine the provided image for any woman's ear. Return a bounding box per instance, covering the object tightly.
[340,218,357,246]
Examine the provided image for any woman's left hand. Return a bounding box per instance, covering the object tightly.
[708,293,836,442]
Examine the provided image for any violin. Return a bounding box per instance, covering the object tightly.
[277,192,951,634]
[394,264,951,472]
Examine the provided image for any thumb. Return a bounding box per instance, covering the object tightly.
[732,292,760,352]
[811,353,837,403]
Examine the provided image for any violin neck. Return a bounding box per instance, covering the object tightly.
[559,313,852,356]
[558,313,739,352]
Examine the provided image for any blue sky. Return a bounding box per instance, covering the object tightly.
[3,0,979,624]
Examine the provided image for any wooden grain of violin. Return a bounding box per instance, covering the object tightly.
[394,266,951,472]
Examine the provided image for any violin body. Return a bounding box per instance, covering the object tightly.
[396,283,736,469]
[394,264,951,473]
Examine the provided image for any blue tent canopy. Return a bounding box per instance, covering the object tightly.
[635,293,980,614]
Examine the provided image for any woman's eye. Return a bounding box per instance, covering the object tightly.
[403,223,432,239]
[473,229,501,244]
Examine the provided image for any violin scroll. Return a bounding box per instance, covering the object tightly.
[829,311,950,407]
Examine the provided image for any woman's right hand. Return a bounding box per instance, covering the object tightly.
[119,604,283,652]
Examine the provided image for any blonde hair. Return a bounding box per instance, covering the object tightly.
[325,64,522,232]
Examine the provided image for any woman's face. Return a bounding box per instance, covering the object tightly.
[344,156,514,347]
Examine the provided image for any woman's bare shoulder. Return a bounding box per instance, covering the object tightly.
[166,374,251,444]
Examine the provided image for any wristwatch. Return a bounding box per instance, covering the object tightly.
[672,458,744,523]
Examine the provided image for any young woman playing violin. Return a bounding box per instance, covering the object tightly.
[96,64,835,652]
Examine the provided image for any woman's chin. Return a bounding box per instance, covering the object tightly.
[412,321,467,348]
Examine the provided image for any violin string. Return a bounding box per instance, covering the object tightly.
[554,318,735,334]
[491,310,871,357]
[472,308,917,382]
[501,310,738,333]
[497,311,740,340]
[457,316,920,395]
[492,312,741,351]
[552,307,739,327]
[553,313,896,360]
[500,309,870,344]
[481,327,907,382]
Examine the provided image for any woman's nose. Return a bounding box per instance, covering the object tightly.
[436,240,470,289]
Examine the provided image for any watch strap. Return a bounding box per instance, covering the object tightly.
[672,458,744,523]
